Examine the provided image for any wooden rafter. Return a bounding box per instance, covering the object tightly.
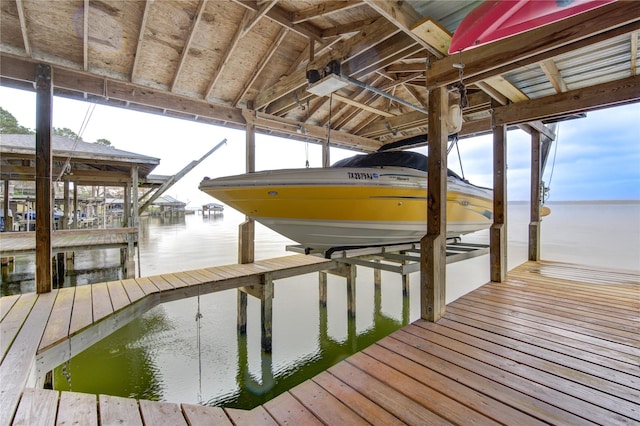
[171,0,208,92]
[539,59,568,93]
[204,9,252,100]
[232,0,323,43]
[242,0,278,35]
[285,36,341,76]
[321,18,376,38]
[83,0,89,71]
[482,75,528,103]
[362,0,444,58]
[291,1,363,24]
[235,27,288,107]
[257,18,398,110]
[331,75,386,129]
[130,0,153,83]
[14,0,31,57]
[331,93,394,117]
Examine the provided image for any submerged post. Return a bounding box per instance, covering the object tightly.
[491,124,508,282]
[421,86,448,322]
[35,63,53,293]
[529,130,542,261]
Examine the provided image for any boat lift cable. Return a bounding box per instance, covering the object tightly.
[543,124,560,203]
[56,102,96,182]
[195,286,203,404]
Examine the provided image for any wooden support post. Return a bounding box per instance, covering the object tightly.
[529,130,542,261]
[322,138,330,168]
[261,273,274,354]
[72,184,78,230]
[35,64,53,294]
[319,271,327,307]
[239,104,256,264]
[237,290,247,334]
[346,264,356,319]
[124,166,138,278]
[62,180,69,230]
[491,124,508,282]
[123,182,131,228]
[420,86,448,322]
[2,180,11,231]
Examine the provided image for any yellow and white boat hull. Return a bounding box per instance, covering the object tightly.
[199,165,492,250]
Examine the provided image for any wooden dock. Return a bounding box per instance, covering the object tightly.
[0,228,139,257]
[1,259,638,425]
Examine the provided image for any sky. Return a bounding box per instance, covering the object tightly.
[1,85,639,206]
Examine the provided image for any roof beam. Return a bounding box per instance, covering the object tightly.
[14,0,31,57]
[171,0,208,92]
[539,59,568,93]
[83,0,89,71]
[233,0,323,43]
[204,9,252,100]
[362,0,444,58]
[130,0,152,83]
[255,18,398,110]
[291,1,363,24]
[426,1,639,89]
[233,27,288,107]
[493,75,640,126]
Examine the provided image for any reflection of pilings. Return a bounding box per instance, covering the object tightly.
[325,264,356,318]
[261,273,273,354]
[238,273,274,354]
[237,290,247,334]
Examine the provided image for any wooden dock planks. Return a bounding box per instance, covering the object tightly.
[1,259,638,425]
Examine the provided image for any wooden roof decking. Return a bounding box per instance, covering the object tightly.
[2,260,638,425]
[1,1,638,151]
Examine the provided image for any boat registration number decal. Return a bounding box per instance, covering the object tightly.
[348,172,378,180]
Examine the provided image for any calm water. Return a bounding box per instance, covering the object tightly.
[2,202,639,408]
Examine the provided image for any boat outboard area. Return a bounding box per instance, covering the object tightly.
[199,150,493,253]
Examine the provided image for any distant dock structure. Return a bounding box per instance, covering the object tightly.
[202,202,224,216]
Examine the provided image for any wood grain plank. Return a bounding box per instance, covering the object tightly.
[99,394,142,426]
[172,271,202,286]
[289,380,369,426]
[0,292,38,360]
[69,285,92,335]
[106,280,131,312]
[147,275,175,292]
[56,391,98,426]
[330,356,458,425]
[181,403,232,426]
[92,282,114,323]
[121,278,145,303]
[0,291,57,426]
[39,287,75,352]
[163,273,190,289]
[0,294,20,322]
[12,387,58,426]
[134,277,160,295]
[312,372,404,425]
[223,407,278,426]
[379,333,589,425]
[139,400,188,425]
[263,391,323,426]
[410,321,637,423]
[362,343,545,425]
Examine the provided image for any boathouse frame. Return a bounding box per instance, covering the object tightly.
[0,2,638,423]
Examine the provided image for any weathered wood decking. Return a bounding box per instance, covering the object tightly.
[2,260,639,425]
[0,228,139,257]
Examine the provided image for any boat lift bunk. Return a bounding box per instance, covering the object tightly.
[287,240,489,276]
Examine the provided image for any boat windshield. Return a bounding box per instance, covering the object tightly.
[331,151,465,180]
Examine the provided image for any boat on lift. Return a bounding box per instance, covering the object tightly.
[199,150,493,251]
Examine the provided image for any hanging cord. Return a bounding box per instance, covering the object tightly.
[195,287,203,403]
[305,142,310,168]
[327,93,333,146]
[56,102,96,182]
[455,136,465,181]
